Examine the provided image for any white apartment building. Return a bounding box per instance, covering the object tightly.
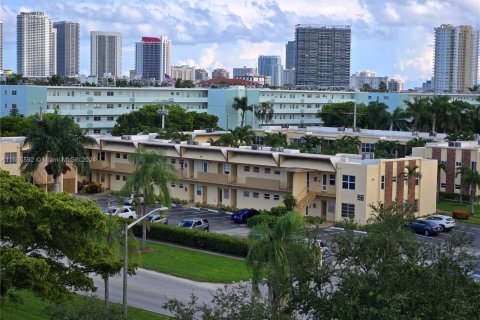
[90,31,122,77]
[171,65,195,81]
[388,79,404,92]
[17,12,56,77]
[349,71,388,91]
[160,36,172,77]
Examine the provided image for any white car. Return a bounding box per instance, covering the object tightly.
[425,214,455,231]
[103,206,137,219]
[124,194,144,205]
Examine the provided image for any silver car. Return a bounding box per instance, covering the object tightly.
[425,214,455,232]
[177,218,209,232]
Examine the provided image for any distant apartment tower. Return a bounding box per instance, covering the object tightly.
[295,25,351,88]
[161,36,172,77]
[212,68,229,79]
[433,24,479,93]
[233,66,257,78]
[135,37,165,81]
[53,21,79,76]
[195,68,208,81]
[282,69,295,86]
[387,79,404,92]
[17,12,56,77]
[285,41,296,69]
[90,31,122,77]
[350,71,388,90]
[171,65,195,81]
[258,56,282,86]
[0,21,3,70]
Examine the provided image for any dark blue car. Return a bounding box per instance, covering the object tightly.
[405,219,442,236]
[231,209,260,224]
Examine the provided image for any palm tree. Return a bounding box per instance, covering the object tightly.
[332,136,361,154]
[246,212,305,309]
[232,96,253,128]
[468,84,480,93]
[374,140,400,159]
[456,166,469,203]
[398,164,421,212]
[404,97,429,132]
[437,161,447,202]
[390,107,410,131]
[365,102,391,130]
[231,125,255,146]
[462,168,480,214]
[301,135,321,154]
[264,132,287,148]
[430,95,460,133]
[121,149,177,249]
[216,132,238,147]
[22,112,95,192]
[255,102,274,126]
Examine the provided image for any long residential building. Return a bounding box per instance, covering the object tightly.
[84,134,436,224]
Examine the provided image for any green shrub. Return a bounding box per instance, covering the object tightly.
[439,192,472,202]
[333,219,366,231]
[452,210,471,220]
[131,223,249,257]
[247,214,279,228]
[194,202,237,212]
[171,197,189,205]
[270,206,288,216]
[305,216,325,225]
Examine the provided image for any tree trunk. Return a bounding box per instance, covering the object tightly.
[240,111,245,128]
[432,114,436,134]
[472,189,475,215]
[104,275,109,313]
[53,174,60,192]
[142,203,147,250]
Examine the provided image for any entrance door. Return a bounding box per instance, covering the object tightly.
[321,200,327,220]
[218,188,223,204]
[189,184,195,202]
[202,186,207,204]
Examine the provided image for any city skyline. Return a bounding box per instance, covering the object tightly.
[1,0,479,88]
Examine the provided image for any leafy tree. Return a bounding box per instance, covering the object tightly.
[264,132,287,148]
[390,107,410,131]
[300,135,321,153]
[316,102,366,128]
[21,111,94,192]
[121,149,177,249]
[232,97,253,128]
[365,102,391,130]
[374,140,401,158]
[405,137,431,155]
[255,102,274,125]
[282,195,297,211]
[468,84,480,93]
[456,166,469,204]
[378,81,388,92]
[462,167,480,214]
[0,116,36,136]
[4,73,24,85]
[212,133,238,147]
[231,125,255,146]
[8,105,21,117]
[247,213,305,310]
[323,136,361,155]
[115,79,128,87]
[446,131,475,141]
[0,170,119,302]
[404,97,430,131]
[360,83,372,92]
[48,74,61,86]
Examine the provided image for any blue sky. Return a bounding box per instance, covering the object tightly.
[1,0,479,88]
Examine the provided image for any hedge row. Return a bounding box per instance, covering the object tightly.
[247,214,279,228]
[452,210,471,220]
[131,223,250,257]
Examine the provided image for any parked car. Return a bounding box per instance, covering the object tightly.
[231,208,261,224]
[425,214,455,232]
[102,206,137,219]
[405,219,442,236]
[177,218,209,231]
[146,213,168,224]
[124,194,145,205]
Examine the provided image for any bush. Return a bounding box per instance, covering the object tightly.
[439,192,472,202]
[78,179,103,194]
[131,223,249,257]
[270,206,288,216]
[194,202,237,212]
[305,216,325,225]
[452,210,471,220]
[247,214,279,228]
[171,197,189,205]
[334,219,366,231]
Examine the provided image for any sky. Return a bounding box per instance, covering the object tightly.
[1,0,479,89]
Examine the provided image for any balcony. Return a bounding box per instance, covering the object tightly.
[197,172,229,184]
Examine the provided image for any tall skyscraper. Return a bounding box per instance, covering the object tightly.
[53,21,80,76]
[295,24,351,88]
[195,68,208,81]
[212,68,229,78]
[90,31,122,77]
[160,36,171,77]
[135,37,162,80]
[0,21,3,71]
[17,12,56,77]
[433,24,479,93]
[258,56,282,86]
[285,41,296,70]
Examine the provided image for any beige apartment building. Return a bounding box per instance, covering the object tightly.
[86,135,437,224]
[0,137,78,192]
[413,141,480,195]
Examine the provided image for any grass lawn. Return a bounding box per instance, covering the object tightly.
[0,290,169,320]
[436,201,480,225]
[140,241,251,283]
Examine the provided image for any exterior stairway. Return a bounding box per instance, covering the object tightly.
[295,191,316,211]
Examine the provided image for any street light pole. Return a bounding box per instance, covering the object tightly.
[122,206,168,317]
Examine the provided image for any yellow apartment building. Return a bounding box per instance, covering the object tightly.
[86,135,437,224]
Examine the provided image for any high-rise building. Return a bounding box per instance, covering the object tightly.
[388,79,404,92]
[212,68,229,79]
[17,12,56,77]
[53,21,80,77]
[90,31,122,77]
[171,65,195,81]
[349,71,388,91]
[295,24,351,88]
[285,41,296,70]
[282,69,295,86]
[433,24,479,93]
[0,21,3,71]
[232,66,257,78]
[195,69,209,81]
[258,56,282,86]
[135,37,163,81]
[161,36,171,77]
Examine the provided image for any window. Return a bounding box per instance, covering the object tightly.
[99,152,105,161]
[94,91,101,96]
[107,104,114,108]
[440,183,447,188]
[264,168,271,174]
[253,167,260,173]
[202,161,208,172]
[244,166,250,172]
[12,90,17,95]
[392,176,397,182]
[107,91,114,96]
[342,175,355,190]
[107,116,114,121]
[123,154,127,159]
[116,153,120,159]
[264,193,270,200]
[196,184,202,196]
[415,176,420,186]
[224,189,230,199]
[171,159,176,164]
[456,161,462,167]
[329,174,335,185]
[274,170,281,175]
[441,160,447,166]
[4,152,17,164]
[224,164,231,174]
[361,143,375,153]
[381,176,385,189]
[100,175,105,183]
[243,191,250,197]
[357,195,364,201]
[116,175,120,180]
[341,203,355,219]
[455,184,461,190]
[328,202,335,213]
[93,129,101,134]
[171,182,176,187]
[274,194,280,200]
[121,176,126,181]
[94,116,101,121]
[471,161,477,171]
[253,192,259,198]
